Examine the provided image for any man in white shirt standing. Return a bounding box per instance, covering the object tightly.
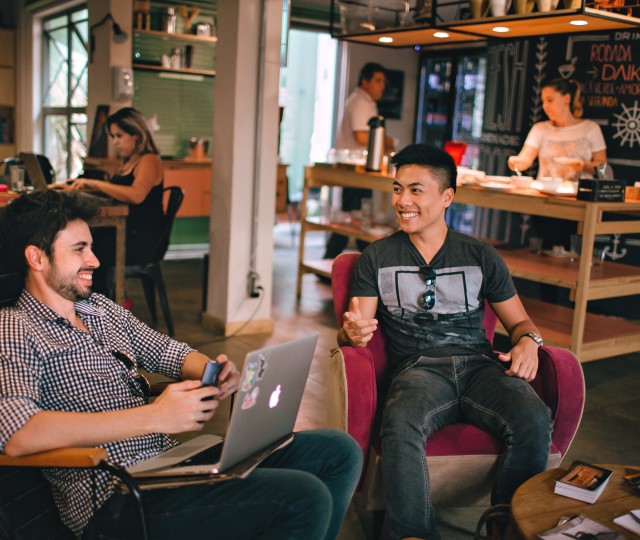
[324,62,394,261]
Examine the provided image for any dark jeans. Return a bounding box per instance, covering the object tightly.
[323,187,371,259]
[380,354,552,540]
[83,430,362,540]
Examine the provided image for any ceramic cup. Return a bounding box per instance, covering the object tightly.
[537,0,552,11]
[490,0,509,16]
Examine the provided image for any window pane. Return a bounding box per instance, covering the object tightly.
[70,27,88,107]
[42,6,88,179]
[72,9,88,22]
[70,113,87,178]
[44,15,67,32]
[45,28,69,107]
[44,115,68,181]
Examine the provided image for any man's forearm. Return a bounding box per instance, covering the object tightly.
[509,321,541,346]
[180,350,211,380]
[4,406,157,457]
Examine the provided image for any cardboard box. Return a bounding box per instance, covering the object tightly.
[577,179,626,202]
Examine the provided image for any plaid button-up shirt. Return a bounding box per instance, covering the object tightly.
[0,291,195,537]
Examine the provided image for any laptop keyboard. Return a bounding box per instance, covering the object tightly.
[180,442,223,466]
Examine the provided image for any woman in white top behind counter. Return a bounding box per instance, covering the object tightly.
[507,78,607,179]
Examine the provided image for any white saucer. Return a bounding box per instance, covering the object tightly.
[479,181,512,190]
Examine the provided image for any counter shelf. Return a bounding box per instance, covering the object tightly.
[330,0,640,48]
[298,164,640,362]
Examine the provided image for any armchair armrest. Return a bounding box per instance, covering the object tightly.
[533,346,585,456]
[328,346,378,458]
[0,448,108,468]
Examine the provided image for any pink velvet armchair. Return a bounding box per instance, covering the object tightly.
[327,253,585,536]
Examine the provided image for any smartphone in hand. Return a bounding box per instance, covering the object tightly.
[201,360,222,387]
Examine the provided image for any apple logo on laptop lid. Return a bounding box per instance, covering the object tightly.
[269,385,281,409]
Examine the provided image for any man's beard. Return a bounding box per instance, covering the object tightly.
[45,264,93,302]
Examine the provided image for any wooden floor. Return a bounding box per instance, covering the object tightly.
[126,220,640,540]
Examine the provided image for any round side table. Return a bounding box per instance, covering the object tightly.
[511,464,640,539]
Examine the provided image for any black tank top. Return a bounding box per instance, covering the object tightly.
[110,164,164,228]
[109,161,164,263]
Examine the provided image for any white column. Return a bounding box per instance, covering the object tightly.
[203,0,282,335]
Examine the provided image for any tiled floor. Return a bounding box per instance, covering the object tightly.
[127,222,640,539]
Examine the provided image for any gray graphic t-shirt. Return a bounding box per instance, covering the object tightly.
[351,229,517,369]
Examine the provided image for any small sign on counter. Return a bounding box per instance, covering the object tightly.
[577,179,626,202]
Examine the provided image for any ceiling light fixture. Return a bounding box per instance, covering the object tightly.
[570,19,589,25]
[379,36,394,43]
[434,31,450,38]
[492,26,510,32]
[89,13,129,64]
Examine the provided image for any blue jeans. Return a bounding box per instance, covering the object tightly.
[83,430,362,540]
[380,354,552,540]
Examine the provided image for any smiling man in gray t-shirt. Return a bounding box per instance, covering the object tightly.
[339,143,552,540]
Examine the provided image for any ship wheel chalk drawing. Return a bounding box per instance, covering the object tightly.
[612,100,640,148]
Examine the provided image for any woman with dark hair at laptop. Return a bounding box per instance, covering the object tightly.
[67,107,164,295]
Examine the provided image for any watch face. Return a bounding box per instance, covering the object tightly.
[527,333,543,346]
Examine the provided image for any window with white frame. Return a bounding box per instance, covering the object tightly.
[42,6,88,181]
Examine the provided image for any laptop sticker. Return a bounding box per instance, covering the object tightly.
[241,386,260,410]
[257,353,268,380]
[241,361,258,392]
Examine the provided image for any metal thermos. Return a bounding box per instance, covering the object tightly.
[365,115,385,172]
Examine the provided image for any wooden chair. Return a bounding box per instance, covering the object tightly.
[327,252,586,538]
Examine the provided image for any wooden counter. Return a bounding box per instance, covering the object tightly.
[298,164,640,362]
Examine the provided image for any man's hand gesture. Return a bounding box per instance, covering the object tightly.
[340,297,378,347]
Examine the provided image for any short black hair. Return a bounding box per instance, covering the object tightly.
[358,62,386,86]
[0,190,100,277]
[391,143,457,193]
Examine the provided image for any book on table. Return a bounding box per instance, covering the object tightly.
[554,461,613,504]
[613,510,640,536]
[537,514,623,539]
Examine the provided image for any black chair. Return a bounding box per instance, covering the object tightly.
[0,273,22,308]
[124,186,184,336]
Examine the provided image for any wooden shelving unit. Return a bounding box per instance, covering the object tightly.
[330,0,640,47]
[298,164,640,362]
[134,28,217,43]
[132,63,216,77]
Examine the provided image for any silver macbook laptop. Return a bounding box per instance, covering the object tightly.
[127,334,318,481]
[20,153,50,190]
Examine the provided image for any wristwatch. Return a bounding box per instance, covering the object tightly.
[520,332,544,348]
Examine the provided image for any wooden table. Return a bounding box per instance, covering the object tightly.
[511,464,640,539]
[90,204,128,306]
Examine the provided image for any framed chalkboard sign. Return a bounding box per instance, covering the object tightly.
[480,30,640,182]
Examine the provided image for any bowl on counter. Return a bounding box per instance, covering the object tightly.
[511,175,534,189]
[457,167,486,184]
[536,177,577,195]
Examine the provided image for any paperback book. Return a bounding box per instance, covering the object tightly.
[554,461,613,504]
[537,515,623,540]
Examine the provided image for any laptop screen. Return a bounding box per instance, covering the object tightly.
[20,153,51,190]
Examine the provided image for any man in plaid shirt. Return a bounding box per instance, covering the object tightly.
[0,190,361,539]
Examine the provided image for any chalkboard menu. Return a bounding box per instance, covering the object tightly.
[478,29,640,319]
[480,29,640,183]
